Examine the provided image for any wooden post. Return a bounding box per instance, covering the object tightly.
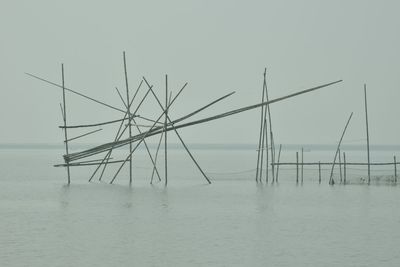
[256,70,267,182]
[265,118,269,183]
[264,69,275,183]
[259,119,267,182]
[394,155,397,183]
[275,144,282,183]
[343,152,347,184]
[123,52,133,184]
[301,147,304,183]
[164,75,168,186]
[329,112,353,185]
[296,152,299,184]
[318,161,321,184]
[270,131,275,183]
[339,148,342,183]
[61,64,71,184]
[364,84,371,185]
[262,70,269,183]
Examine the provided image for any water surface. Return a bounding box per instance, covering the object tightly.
[1,148,399,266]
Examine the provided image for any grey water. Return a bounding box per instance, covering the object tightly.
[1,147,400,267]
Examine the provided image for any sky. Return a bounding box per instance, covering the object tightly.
[1,0,399,146]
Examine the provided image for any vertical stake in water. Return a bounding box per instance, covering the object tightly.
[260,72,269,183]
[343,152,347,184]
[259,119,267,182]
[264,69,275,182]
[318,161,321,184]
[265,117,269,183]
[364,84,371,185]
[296,151,299,184]
[123,52,133,184]
[329,113,353,185]
[301,147,304,184]
[275,144,282,183]
[256,69,266,182]
[61,64,70,184]
[394,155,397,183]
[164,75,168,186]
[339,148,342,183]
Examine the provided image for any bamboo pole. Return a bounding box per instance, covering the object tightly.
[151,131,164,184]
[61,64,70,184]
[343,152,347,184]
[264,69,275,182]
[123,52,133,184]
[339,148,342,183]
[55,158,115,167]
[26,72,126,113]
[329,112,353,185]
[296,151,299,184]
[259,119,267,182]
[270,161,400,166]
[55,160,125,167]
[394,156,397,183]
[256,70,266,182]
[135,115,165,125]
[59,103,64,122]
[164,75,168,186]
[262,70,269,183]
[301,147,304,183]
[64,128,102,143]
[59,117,134,129]
[115,87,127,109]
[275,144,282,183]
[318,161,321,184]
[265,117,269,183]
[364,84,371,184]
[270,131,275,183]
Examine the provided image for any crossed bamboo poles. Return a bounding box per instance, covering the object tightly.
[27,53,343,185]
[255,68,276,184]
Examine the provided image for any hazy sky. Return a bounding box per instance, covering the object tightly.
[1,0,399,146]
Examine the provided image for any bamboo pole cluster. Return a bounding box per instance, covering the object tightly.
[269,84,396,186]
[255,68,277,183]
[28,54,343,185]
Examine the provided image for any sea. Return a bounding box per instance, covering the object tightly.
[1,145,399,267]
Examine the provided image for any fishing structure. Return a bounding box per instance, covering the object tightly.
[269,84,398,185]
[27,52,344,185]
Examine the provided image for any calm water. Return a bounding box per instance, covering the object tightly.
[1,148,400,266]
